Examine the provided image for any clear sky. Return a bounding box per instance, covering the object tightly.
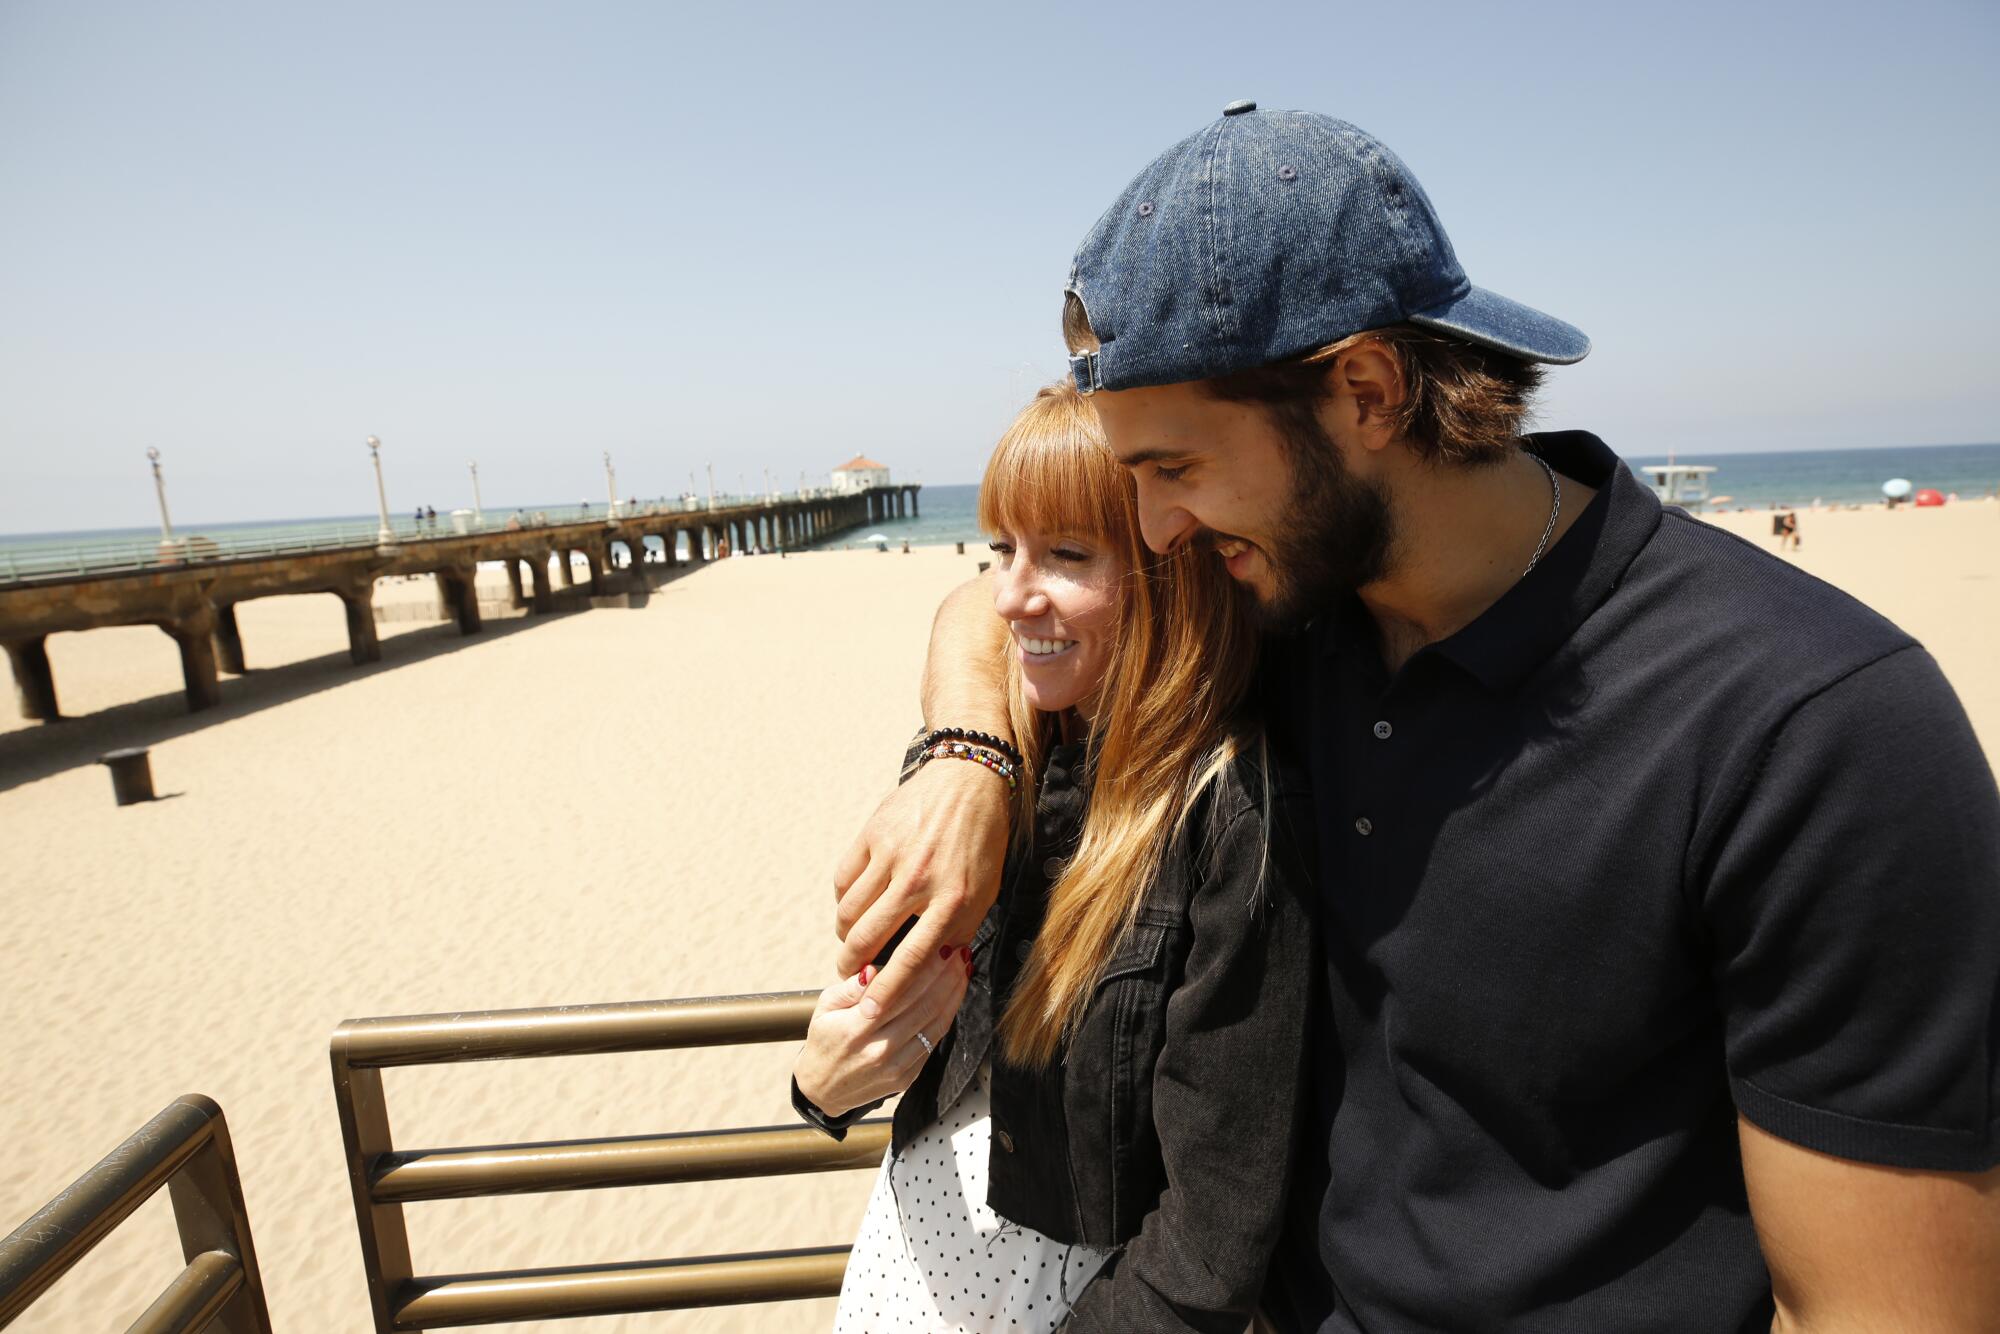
[1,0,1994,534]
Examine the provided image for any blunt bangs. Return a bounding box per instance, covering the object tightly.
[977,384,1132,547]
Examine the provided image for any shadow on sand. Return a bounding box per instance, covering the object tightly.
[0,609,574,797]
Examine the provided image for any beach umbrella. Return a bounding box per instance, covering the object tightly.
[1914,489,1945,508]
[1881,477,1913,500]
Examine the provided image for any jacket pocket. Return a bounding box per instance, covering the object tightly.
[1094,906,1181,986]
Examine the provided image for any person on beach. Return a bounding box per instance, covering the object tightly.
[831,104,2000,1331]
[792,381,1316,1331]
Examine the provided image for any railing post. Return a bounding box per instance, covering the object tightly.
[0,1095,270,1332]
[331,1050,418,1334]
[164,1098,273,1334]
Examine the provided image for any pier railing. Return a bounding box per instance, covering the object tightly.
[0,1093,272,1333]
[329,991,890,1332]
[0,492,818,585]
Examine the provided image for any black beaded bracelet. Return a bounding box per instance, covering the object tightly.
[923,726,1023,770]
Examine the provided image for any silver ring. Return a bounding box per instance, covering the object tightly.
[915,1030,934,1055]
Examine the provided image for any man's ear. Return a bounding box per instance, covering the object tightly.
[1329,342,1406,451]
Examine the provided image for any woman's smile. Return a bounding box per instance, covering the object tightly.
[1016,633,1079,660]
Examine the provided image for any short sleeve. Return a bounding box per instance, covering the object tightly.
[1701,646,2000,1170]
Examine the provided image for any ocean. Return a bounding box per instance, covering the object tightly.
[1623,442,2000,512]
[6,443,1996,557]
[803,444,2000,549]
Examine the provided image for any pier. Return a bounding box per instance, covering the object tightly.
[0,484,919,720]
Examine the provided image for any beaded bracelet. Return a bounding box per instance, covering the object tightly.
[922,726,1024,770]
[920,739,1019,794]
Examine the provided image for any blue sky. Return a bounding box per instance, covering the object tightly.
[1,0,1994,533]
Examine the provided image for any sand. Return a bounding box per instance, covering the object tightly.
[1698,500,1999,756]
[2,546,983,1333]
[2,502,1995,1331]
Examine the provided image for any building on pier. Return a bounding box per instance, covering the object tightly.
[831,455,891,494]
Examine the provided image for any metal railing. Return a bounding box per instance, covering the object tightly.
[0,1094,273,1333]
[0,491,851,586]
[329,990,890,1331]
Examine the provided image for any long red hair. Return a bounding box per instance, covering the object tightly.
[978,380,1259,1068]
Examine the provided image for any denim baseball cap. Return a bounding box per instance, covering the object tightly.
[1066,102,1590,394]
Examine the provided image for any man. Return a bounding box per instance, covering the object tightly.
[833,104,2000,1330]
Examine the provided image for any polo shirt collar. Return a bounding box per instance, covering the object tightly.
[1321,431,1662,694]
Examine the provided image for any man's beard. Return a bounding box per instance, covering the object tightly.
[1236,419,1393,631]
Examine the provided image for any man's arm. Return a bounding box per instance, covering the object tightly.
[1696,646,2000,1329]
[1741,1117,2000,1330]
[832,574,1013,1017]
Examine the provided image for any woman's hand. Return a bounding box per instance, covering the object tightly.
[793,944,974,1119]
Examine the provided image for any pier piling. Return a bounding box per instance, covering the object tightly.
[340,587,382,665]
[528,555,554,613]
[167,610,223,711]
[5,636,59,721]
[438,565,482,636]
[212,602,247,675]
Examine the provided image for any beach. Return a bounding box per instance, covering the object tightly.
[2,503,1996,1332]
[1,547,981,1333]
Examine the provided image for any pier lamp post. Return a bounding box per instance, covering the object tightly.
[603,450,620,521]
[469,460,484,527]
[706,462,715,511]
[367,435,396,547]
[145,448,176,543]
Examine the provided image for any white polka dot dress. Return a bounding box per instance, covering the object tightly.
[834,1061,1110,1332]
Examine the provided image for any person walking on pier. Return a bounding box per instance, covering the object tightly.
[794,382,1315,1331]
[830,103,2000,1331]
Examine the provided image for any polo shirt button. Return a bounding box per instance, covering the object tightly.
[1372,720,1393,740]
[996,1129,1016,1153]
[1016,940,1034,963]
[1042,856,1064,877]
[1354,816,1374,836]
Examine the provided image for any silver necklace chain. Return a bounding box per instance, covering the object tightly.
[1524,451,1561,577]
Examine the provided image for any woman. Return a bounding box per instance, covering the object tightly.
[792,380,1316,1331]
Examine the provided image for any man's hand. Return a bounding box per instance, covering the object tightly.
[833,571,1013,1021]
[832,758,1010,1019]
[792,947,973,1119]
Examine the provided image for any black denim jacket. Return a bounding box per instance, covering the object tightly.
[797,736,1317,1331]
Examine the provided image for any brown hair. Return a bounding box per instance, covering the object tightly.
[978,380,1259,1069]
[1062,292,1543,467]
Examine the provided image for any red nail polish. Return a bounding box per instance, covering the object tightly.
[939,944,955,960]
[860,965,876,986]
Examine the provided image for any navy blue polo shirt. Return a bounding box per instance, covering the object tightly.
[1273,431,2000,1333]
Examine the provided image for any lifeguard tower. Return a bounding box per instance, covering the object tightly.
[1639,462,1717,510]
